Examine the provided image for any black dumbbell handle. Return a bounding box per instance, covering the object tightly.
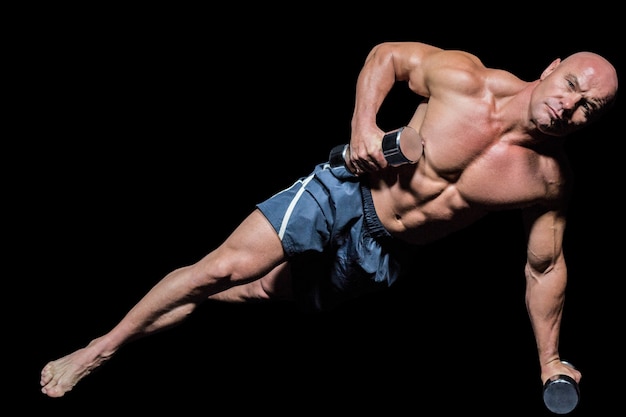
[328,126,422,169]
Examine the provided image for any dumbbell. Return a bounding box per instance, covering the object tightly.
[543,361,580,414]
[329,126,423,170]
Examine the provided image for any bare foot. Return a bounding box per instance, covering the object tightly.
[40,340,113,397]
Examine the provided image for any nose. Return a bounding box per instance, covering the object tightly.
[561,92,582,111]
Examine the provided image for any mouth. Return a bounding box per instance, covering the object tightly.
[547,105,563,128]
[547,105,559,120]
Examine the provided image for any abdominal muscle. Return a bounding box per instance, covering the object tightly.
[367,163,489,245]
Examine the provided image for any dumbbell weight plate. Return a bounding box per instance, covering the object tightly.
[543,362,580,414]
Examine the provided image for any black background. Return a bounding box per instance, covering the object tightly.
[15,4,623,415]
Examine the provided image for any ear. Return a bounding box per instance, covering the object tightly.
[540,58,562,80]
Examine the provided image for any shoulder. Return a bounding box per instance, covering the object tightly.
[426,49,484,69]
[424,52,528,101]
[418,50,491,97]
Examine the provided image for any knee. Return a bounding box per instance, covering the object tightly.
[259,263,293,300]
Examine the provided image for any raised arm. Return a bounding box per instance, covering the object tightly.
[348,42,440,172]
[348,41,488,173]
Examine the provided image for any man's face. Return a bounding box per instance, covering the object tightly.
[531,54,617,137]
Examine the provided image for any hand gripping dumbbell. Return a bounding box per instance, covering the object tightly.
[328,126,423,170]
[543,361,580,414]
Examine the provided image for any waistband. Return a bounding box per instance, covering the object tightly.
[360,182,394,243]
[359,182,416,258]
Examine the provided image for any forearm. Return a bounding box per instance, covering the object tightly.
[351,43,398,131]
[525,262,567,378]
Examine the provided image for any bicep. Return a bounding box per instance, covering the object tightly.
[522,206,567,272]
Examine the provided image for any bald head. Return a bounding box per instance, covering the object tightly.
[560,51,618,108]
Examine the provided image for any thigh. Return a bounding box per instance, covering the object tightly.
[208,209,287,283]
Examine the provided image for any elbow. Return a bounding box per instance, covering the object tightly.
[524,256,568,290]
[525,248,566,279]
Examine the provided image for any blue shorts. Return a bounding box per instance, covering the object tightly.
[257,162,413,312]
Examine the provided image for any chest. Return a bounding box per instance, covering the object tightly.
[448,142,562,207]
[411,98,564,207]
[419,100,501,175]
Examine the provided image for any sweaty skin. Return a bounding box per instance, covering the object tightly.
[41,41,617,398]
